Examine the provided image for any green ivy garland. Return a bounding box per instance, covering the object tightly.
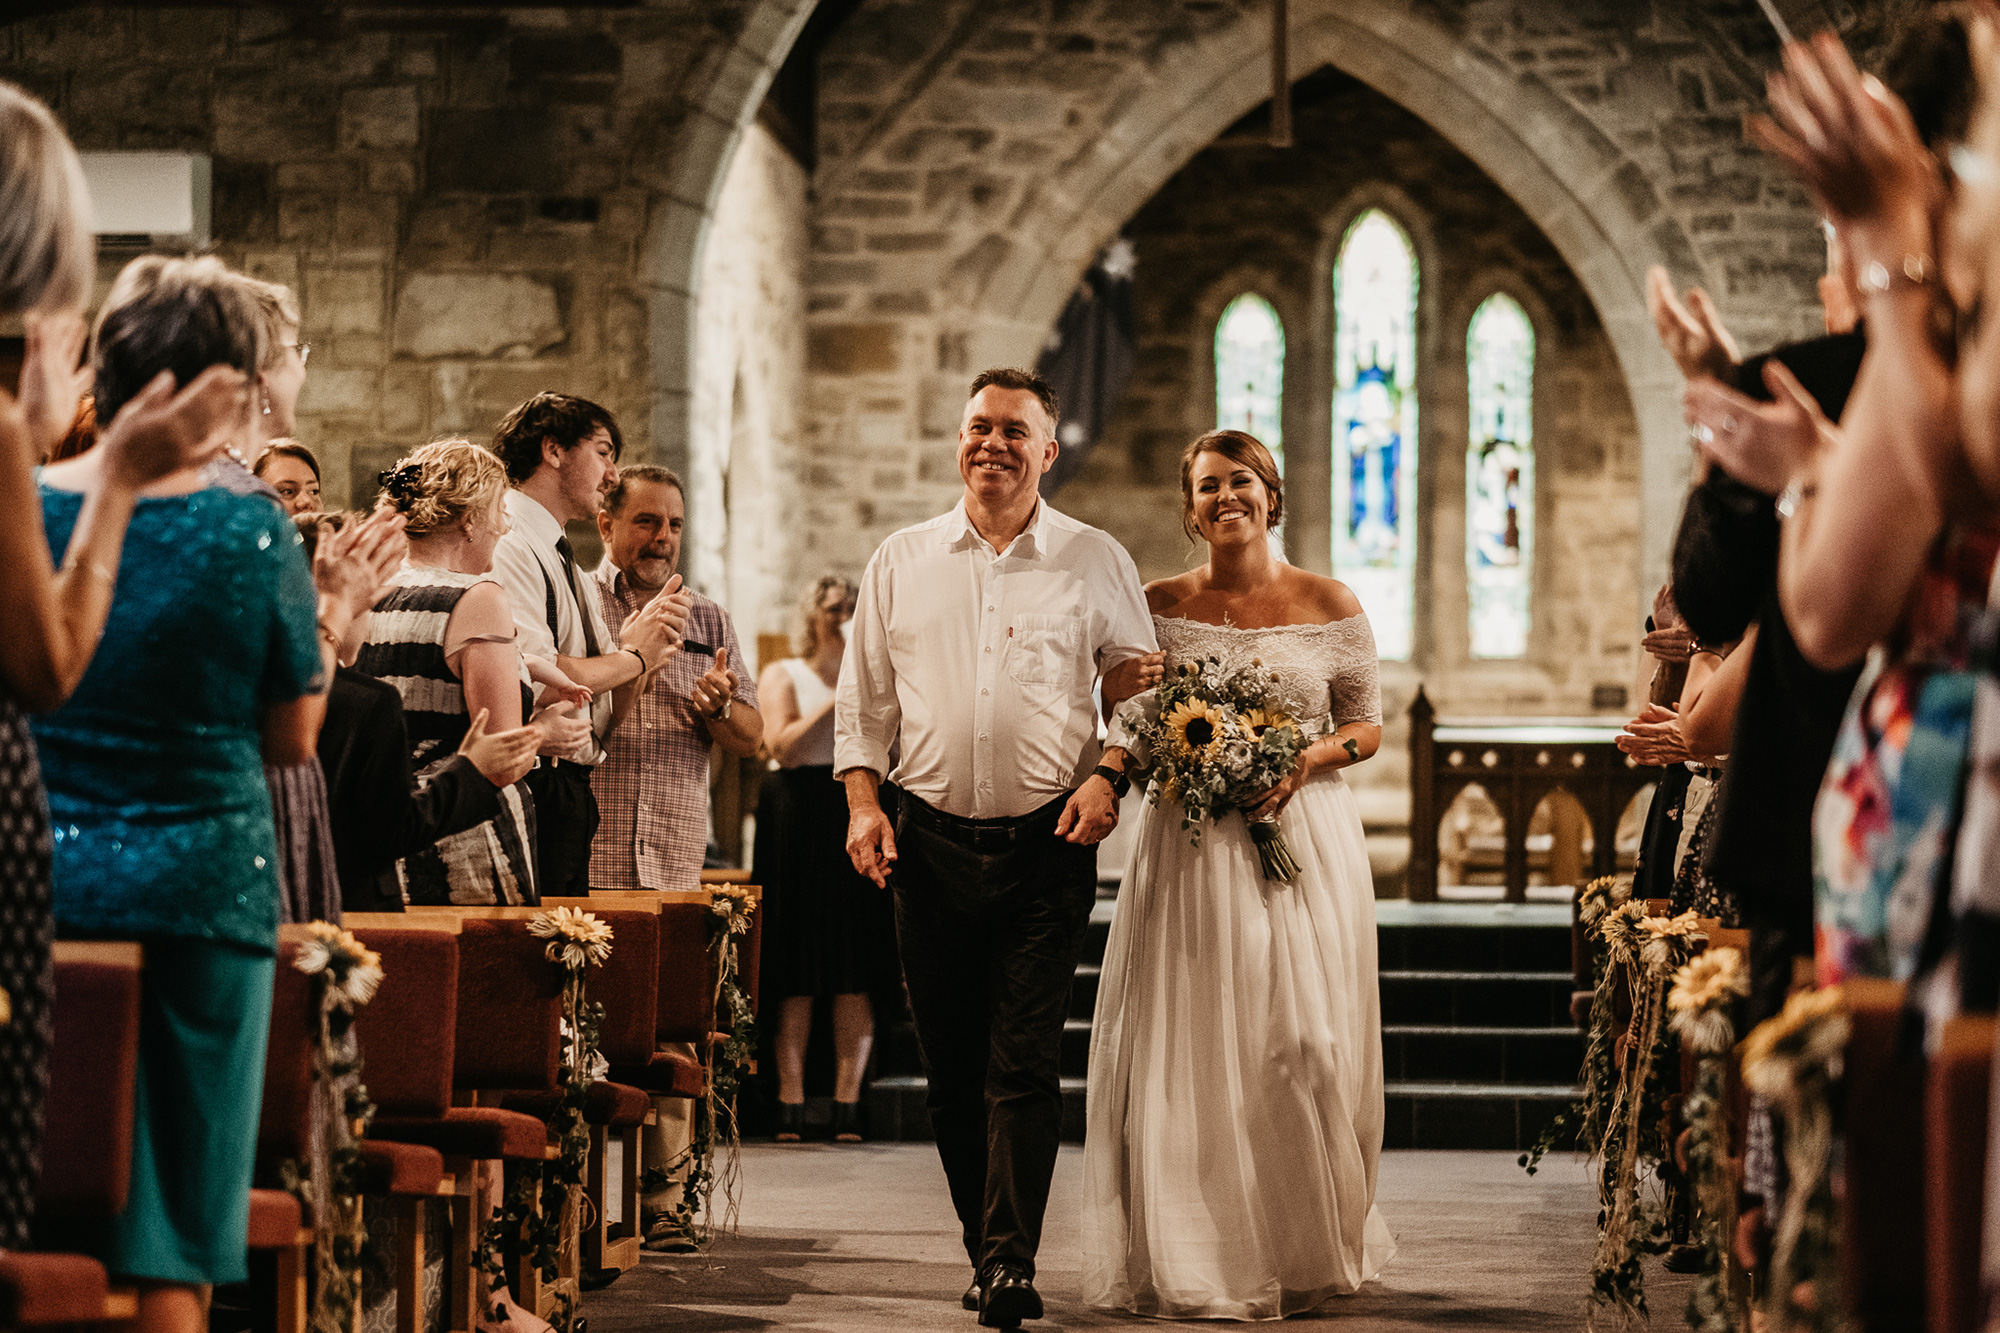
[290,924,384,1333]
[647,890,757,1247]
[474,908,615,1333]
[1667,945,1750,1333]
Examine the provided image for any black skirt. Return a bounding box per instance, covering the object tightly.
[754,765,898,999]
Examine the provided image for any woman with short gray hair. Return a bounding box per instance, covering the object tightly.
[0,81,244,1256]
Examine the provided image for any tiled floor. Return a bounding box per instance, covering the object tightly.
[584,1141,1691,1331]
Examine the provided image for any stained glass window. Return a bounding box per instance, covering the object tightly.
[1332,210,1419,660]
[1466,293,1535,658]
[1215,292,1285,471]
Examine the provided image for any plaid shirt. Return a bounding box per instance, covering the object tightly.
[586,564,758,890]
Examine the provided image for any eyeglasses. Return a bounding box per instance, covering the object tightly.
[284,342,312,365]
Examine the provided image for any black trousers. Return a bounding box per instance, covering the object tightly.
[523,760,599,899]
[891,789,1096,1278]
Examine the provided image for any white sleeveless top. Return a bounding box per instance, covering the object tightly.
[779,657,838,768]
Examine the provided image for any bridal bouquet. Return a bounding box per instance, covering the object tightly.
[1113,655,1308,880]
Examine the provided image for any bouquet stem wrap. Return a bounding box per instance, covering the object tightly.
[1246,816,1298,882]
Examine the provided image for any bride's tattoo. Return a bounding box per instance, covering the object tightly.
[1340,736,1360,763]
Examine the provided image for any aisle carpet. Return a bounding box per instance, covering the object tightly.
[583,1143,1691,1330]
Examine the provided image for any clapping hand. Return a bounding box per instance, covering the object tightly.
[524,654,593,710]
[15,312,90,457]
[619,574,694,667]
[93,364,248,487]
[458,708,540,787]
[1685,360,1831,495]
[1749,32,1939,260]
[314,508,408,620]
[1616,703,1693,768]
[690,647,737,720]
[1647,267,1740,383]
[531,699,592,756]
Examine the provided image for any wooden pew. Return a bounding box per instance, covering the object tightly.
[345,915,469,1333]
[539,897,663,1275]
[1927,1013,1995,1333]
[391,906,576,1323]
[1843,977,1927,1333]
[2,941,146,1327]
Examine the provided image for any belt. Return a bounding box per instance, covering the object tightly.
[539,758,597,778]
[898,789,1073,854]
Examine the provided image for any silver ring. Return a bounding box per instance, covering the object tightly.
[1695,424,1714,445]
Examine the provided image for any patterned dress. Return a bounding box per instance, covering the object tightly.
[0,698,53,1248]
[356,567,537,905]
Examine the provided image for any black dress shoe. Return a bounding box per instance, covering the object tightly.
[961,1278,981,1311]
[977,1266,1042,1327]
[773,1101,804,1142]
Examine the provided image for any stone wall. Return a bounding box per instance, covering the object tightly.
[687,119,808,658]
[1055,67,1645,837]
[0,1,811,511]
[799,0,1837,622]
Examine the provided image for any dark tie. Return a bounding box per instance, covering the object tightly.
[554,535,604,658]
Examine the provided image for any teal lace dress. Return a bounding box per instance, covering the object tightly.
[31,477,321,1284]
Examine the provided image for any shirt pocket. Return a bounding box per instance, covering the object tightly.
[1008,613,1083,687]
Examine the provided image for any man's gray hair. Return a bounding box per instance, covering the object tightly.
[604,463,684,515]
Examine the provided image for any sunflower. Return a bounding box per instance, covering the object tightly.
[1163,697,1228,751]
[1241,706,1291,738]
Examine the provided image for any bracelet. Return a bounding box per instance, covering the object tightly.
[62,557,115,587]
[317,618,344,653]
[1859,253,1934,295]
[1775,479,1818,520]
[624,645,649,675]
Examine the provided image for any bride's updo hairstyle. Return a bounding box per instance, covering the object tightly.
[1180,429,1283,541]
[375,439,508,537]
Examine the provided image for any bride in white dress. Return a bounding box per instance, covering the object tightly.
[1083,430,1396,1320]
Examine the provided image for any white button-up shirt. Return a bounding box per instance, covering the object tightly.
[488,490,617,763]
[834,499,1156,820]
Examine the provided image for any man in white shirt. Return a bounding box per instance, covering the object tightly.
[836,367,1162,1328]
[487,392,690,897]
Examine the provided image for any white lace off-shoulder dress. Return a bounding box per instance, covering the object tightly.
[1081,612,1397,1319]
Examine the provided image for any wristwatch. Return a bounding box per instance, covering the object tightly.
[1093,764,1131,799]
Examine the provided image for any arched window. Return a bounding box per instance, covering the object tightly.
[1332,209,1419,660]
[1465,292,1535,658]
[1214,292,1285,470]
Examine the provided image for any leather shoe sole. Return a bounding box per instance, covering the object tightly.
[978,1276,1043,1327]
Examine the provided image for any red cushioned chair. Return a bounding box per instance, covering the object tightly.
[1843,978,1927,1332]
[537,899,665,1274]
[370,910,565,1327]
[1927,1014,1994,1333]
[4,942,146,1328]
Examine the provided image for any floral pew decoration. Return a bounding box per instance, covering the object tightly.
[290,923,384,1333]
[1667,945,1749,1333]
[481,906,617,1333]
[1740,988,1849,1333]
[651,885,758,1247]
[1526,876,1706,1326]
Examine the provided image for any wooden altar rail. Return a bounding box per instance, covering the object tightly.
[1406,686,1657,904]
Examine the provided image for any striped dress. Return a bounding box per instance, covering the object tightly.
[355,566,538,905]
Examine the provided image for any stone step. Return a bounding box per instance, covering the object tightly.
[865,1074,1089,1143]
[1381,1024,1584,1086]
[1382,1081,1580,1152]
[1071,962,1100,1019]
[1378,969,1576,1028]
